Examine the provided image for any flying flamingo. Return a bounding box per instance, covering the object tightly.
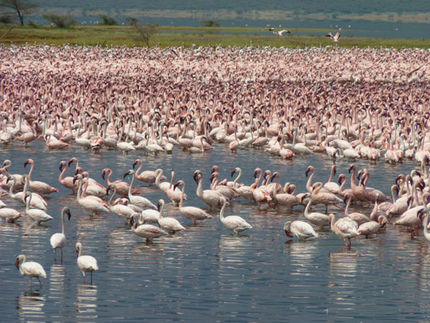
[326,31,340,43]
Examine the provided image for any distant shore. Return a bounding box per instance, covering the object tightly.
[1,25,429,48]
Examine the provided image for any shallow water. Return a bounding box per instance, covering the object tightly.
[1,141,429,321]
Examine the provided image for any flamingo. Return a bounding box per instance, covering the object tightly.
[357,216,387,238]
[107,185,139,220]
[218,197,252,234]
[133,159,166,185]
[326,31,340,43]
[50,207,71,262]
[269,27,291,36]
[75,242,99,284]
[74,175,109,215]
[157,199,185,233]
[24,192,53,225]
[418,209,430,242]
[302,193,330,228]
[24,159,59,195]
[174,180,213,225]
[130,214,169,244]
[123,169,156,209]
[193,170,224,210]
[15,255,47,289]
[328,213,359,249]
[0,207,23,223]
[102,168,141,198]
[7,175,47,210]
[58,160,77,192]
[283,220,319,240]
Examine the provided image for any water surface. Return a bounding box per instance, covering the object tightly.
[1,141,429,321]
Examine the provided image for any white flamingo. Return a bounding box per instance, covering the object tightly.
[15,254,47,289]
[283,220,319,240]
[193,170,224,210]
[218,197,252,234]
[50,207,71,262]
[157,199,185,233]
[175,180,213,225]
[75,242,99,284]
[24,192,53,224]
[123,169,156,209]
[328,213,359,249]
[74,175,109,215]
[130,214,169,243]
[0,206,23,223]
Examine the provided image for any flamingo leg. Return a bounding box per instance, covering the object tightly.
[38,277,42,289]
[83,273,86,284]
[53,248,57,261]
[90,271,93,285]
[29,277,32,290]
[60,248,63,263]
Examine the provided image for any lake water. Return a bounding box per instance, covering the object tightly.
[1,141,429,321]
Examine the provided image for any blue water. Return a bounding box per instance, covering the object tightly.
[1,141,429,321]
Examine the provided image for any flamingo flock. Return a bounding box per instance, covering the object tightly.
[0,45,428,290]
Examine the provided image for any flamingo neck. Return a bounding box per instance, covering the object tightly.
[61,210,66,235]
[219,200,226,220]
[232,169,241,187]
[306,169,314,193]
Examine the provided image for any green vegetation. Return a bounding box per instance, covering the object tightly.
[0,24,429,49]
[42,14,76,28]
[97,14,117,25]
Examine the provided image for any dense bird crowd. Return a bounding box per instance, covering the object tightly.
[0,45,429,289]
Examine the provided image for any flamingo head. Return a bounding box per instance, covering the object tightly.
[211,165,219,174]
[73,174,81,185]
[300,193,311,204]
[173,180,184,191]
[123,170,133,179]
[337,174,345,185]
[283,221,293,238]
[193,170,201,184]
[348,164,356,173]
[231,169,236,177]
[23,159,32,168]
[75,242,82,257]
[253,168,262,179]
[132,159,140,169]
[59,161,66,171]
[101,168,109,180]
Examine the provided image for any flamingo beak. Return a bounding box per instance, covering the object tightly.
[285,230,293,238]
[102,170,106,180]
[59,163,64,171]
[15,258,20,269]
[123,171,130,179]
[67,159,74,166]
[132,161,138,169]
[24,161,29,168]
[305,168,310,177]
[230,170,235,177]
[73,176,78,185]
